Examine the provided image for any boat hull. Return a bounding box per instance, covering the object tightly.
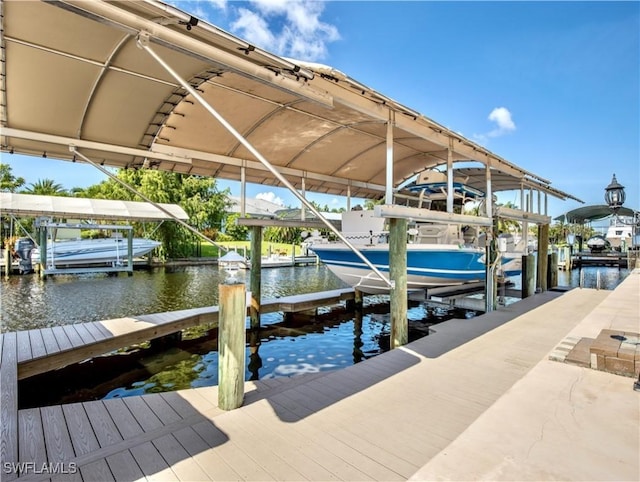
[310,244,489,294]
[31,238,161,267]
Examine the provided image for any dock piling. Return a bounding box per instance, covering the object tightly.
[218,282,246,410]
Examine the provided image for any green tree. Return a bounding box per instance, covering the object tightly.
[224,213,249,241]
[75,169,231,257]
[0,163,25,192]
[21,179,67,196]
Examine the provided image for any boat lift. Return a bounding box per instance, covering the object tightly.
[35,219,135,277]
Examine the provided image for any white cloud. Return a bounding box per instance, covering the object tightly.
[230,0,340,60]
[487,107,516,137]
[256,191,285,206]
[473,107,516,144]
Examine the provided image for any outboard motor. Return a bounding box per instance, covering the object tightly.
[14,237,35,274]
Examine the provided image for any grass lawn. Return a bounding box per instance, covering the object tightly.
[198,241,303,258]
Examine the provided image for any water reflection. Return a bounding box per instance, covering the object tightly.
[1,265,346,332]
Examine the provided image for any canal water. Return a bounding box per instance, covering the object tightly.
[1,263,630,407]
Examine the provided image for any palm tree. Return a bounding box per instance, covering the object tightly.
[21,179,67,196]
[0,163,25,192]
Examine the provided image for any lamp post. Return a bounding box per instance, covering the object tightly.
[604,174,640,391]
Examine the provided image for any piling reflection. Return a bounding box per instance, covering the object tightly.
[352,308,364,364]
[248,328,262,380]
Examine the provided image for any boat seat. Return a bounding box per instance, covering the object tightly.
[416,225,448,244]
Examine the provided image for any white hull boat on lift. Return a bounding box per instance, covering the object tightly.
[30,237,161,267]
[308,170,523,295]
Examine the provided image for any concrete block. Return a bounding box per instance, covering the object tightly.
[604,356,635,377]
[617,346,636,362]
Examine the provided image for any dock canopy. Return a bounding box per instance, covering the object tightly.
[0,193,189,222]
[554,205,637,223]
[0,0,580,204]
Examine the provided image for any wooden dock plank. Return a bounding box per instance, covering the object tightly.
[212,409,310,481]
[158,392,201,419]
[40,328,61,355]
[191,420,275,481]
[223,403,341,481]
[152,433,212,481]
[172,426,242,481]
[71,323,96,345]
[141,394,182,426]
[61,403,100,456]
[122,396,163,433]
[40,405,75,462]
[50,326,73,352]
[79,459,115,482]
[61,325,85,348]
[28,329,48,359]
[88,321,113,341]
[16,330,32,363]
[241,398,372,481]
[18,408,47,468]
[129,441,179,481]
[105,450,145,482]
[83,322,109,342]
[0,332,18,481]
[102,398,144,440]
[83,401,123,449]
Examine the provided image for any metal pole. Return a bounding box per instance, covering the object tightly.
[139,39,392,289]
[385,109,394,205]
[447,138,454,213]
[71,148,227,253]
[240,166,246,217]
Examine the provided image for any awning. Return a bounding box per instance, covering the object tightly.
[554,205,637,223]
[0,0,581,204]
[0,192,189,221]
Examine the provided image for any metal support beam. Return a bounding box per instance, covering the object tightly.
[301,177,306,222]
[374,204,492,227]
[385,110,394,205]
[447,138,454,213]
[240,166,246,217]
[139,39,392,288]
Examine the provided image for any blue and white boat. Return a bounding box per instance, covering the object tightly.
[309,170,522,294]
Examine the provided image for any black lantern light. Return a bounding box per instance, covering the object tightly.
[604,173,625,213]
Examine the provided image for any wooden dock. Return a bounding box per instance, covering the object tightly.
[1,275,638,481]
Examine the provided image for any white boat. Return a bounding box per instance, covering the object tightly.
[30,237,161,268]
[309,210,521,294]
[308,170,523,294]
[605,218,634,251]
[586,235,610,253]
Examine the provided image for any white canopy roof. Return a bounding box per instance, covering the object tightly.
[0,0,581,203]
[0,192,188,221]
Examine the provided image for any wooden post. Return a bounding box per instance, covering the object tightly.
[389,218,408,348]
[249,226,262,329]
[547,252,558,288]
[4,248,10,278]
[521,254,536,298]
[537,224,549,292]
[39,227,47,279]
[354,289,363,310]
[485,217,498,312]
[218,282,246,410]
[127,229,134,276]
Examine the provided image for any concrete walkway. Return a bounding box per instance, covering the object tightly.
[411,269,640,481]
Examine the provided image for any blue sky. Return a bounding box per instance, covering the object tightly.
[3,1,638,220]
